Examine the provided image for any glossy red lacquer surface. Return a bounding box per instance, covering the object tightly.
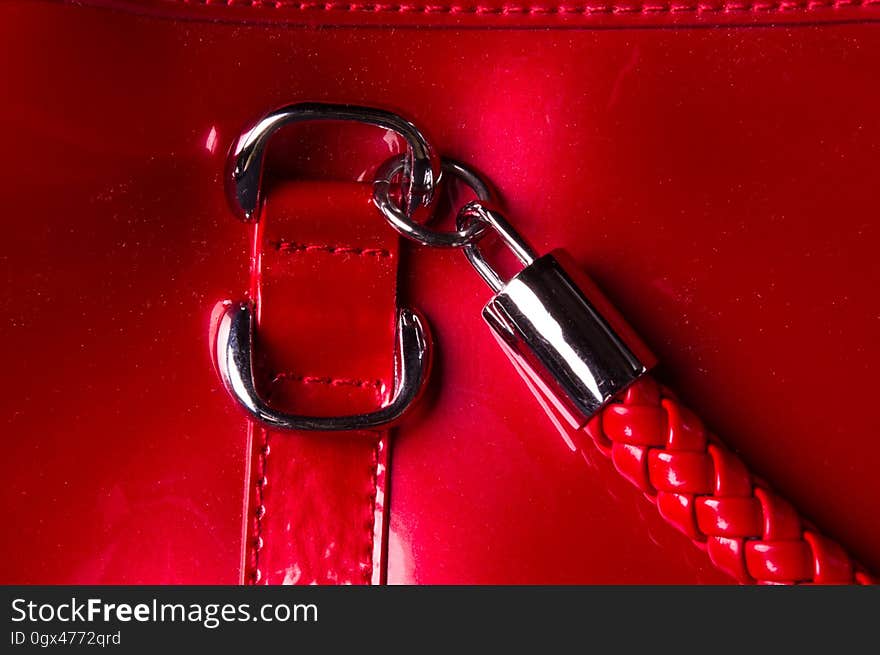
[245,182,400,585]
[1,0,879,583]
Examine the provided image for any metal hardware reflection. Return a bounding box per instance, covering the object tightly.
[214,302,431,431]
[457,200,538,290]
[373,156,493,248]
[482,254,654,428]
[228,103,440,221]
[456,201,654,428]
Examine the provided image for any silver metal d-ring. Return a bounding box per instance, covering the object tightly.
[228,103,440,221]
[373,155,493,248]
[214,302,431,431]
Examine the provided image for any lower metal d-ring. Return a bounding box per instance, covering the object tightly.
[214,302,431,431]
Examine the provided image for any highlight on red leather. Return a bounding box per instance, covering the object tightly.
[584,377,876,585]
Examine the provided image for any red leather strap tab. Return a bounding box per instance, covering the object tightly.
[243,181,397,585]
[584,377,877,584]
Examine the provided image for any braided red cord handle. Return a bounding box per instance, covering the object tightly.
[582,376,875,584]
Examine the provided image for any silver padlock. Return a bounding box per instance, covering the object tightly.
[460,203,656,430]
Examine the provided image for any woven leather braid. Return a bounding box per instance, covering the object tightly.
[583,376,876,584]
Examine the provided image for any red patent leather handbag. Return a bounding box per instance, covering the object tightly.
[2,0,879,585]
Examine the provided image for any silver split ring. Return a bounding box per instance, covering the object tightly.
[374,155,493,248]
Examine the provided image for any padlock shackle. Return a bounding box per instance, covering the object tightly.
[457,201,538,292]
